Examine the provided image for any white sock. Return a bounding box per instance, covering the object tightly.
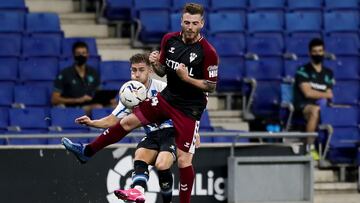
[134,185,145,194]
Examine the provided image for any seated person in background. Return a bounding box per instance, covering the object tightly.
[293,38,335,158]
[51,41,101,113]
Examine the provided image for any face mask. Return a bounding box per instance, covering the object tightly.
[74,55,87,66]
[311,55,324,65]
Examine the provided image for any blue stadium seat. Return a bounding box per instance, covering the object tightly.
[211,0,247,11]
[138,10,170,43]
[332,81,359,105]
[325,128,360,163]
[50,107,89,133]
[59,56,101,72]
[217,56,243,91]
[325,56,359,80]
[172,0,210,12]
[249,0,285,10]
[0,57,18,82]
[0,0,27,12]
[285,33,322,56]
[134,0,170,10]
[324,0,359,11]
[320,107,359,164]
[199,109,213,131]
[0,108,8,134]
[8,107,49,134]
[247,11,284,33]
[287,0,323,11]
[0,34,21,56]
[283,56,308,79]
[245,57,283,80]
[251,81,281,115]
[92,108,114,120]
[0,83,14,107]
[100,61,131,90]
[285,11,322,33]
[14,85,49,107]
[0,12,24,33]
[7,107,49,144]
[322,107,359,126]
[199,109,213,143]
[324,11,359,33]
[246,33,284,55]
[23,35,61,57]
[104,0,132,21]
[170,13,181,32]
[209,33,245,56]
[19,57,58,82]
[209,12,245,34]
[26,13,61,34]
[62,37,98,57]
[325,33,359,55]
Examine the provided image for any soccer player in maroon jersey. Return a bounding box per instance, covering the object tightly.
[62,3,218,203]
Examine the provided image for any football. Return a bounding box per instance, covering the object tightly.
[119,80,147,108]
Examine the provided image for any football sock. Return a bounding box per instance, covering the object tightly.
[131,160,149,190]
[84,122,129,157]
[158,169,173,203]
[179,165,195,203]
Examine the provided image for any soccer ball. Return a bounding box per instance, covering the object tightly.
[119,80,147,108]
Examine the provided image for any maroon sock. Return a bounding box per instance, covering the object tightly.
[179,165,195,203]
[84,122,129,157]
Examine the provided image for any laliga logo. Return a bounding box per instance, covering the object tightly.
[105,149,226,202]
[106,153,160,203]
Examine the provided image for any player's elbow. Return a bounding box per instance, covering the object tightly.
[51,93,61,105]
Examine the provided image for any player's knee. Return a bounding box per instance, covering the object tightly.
[308,106,320,118]
[120,116,137,131]
[177,154,192,168]
[155,160,171,171]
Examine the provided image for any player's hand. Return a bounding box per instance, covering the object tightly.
[195,133,201,148]
[176,63,190,82]
[75,115,93,126]
[149,51,160,64]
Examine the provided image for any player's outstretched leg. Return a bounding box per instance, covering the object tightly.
[114,160,148,202]
[62,118,138,163]
[61,137,90,164]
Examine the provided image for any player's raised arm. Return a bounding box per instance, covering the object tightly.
[149,50,166,77]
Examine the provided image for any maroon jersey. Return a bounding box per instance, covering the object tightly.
[159,32,219,120]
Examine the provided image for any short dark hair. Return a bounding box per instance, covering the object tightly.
[308,38,324,51]
[72,41,88,54]
[129,53,150,66]
[182,3,204,17]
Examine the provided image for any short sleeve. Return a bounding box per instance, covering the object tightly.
[111,100,132,119]
[203,44,219,83]
[53,73,64,93]
[295,66,310,85]
[325,70,335,89]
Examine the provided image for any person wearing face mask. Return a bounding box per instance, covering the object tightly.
[51,41,101,111]
[293,38,335,159]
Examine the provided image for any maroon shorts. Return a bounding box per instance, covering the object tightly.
[133,94,199,154]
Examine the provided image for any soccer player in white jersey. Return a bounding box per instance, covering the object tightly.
[62,53,181,203]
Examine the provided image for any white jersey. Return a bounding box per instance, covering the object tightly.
[112,79,173,134]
